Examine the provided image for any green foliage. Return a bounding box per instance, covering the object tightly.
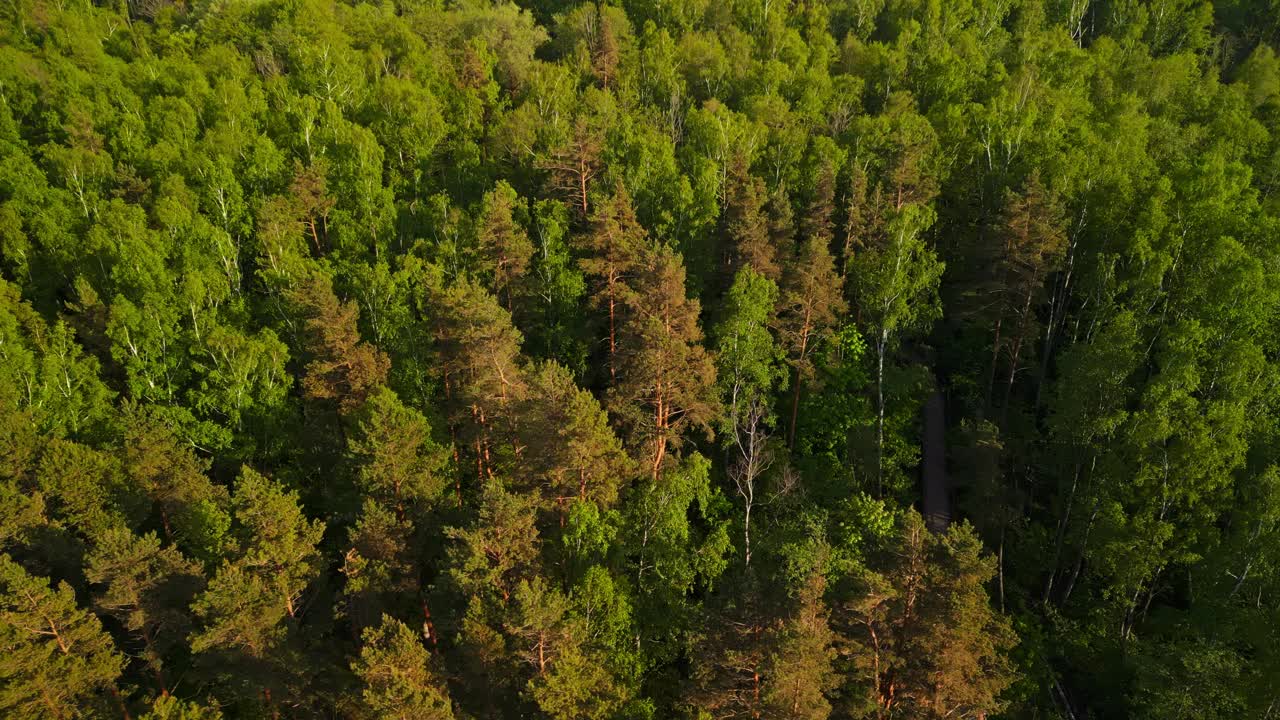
[349,386,450,518]
[353,615,454,720]
[3,0,1279,717]
[0,555,123,719]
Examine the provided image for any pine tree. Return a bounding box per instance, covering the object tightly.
[778,231,847,449]
[476,181,535,313]
[763,568,836,720]
[86,527,205,695]
[519,361,633,518]
[768,187,797,265]
[289,160,335,256]
[541,116,605,219]
[724,154,780,282]
[840,164,885,283]
[0,555,124,720]
[140,695,224,719]
[986,171,1067,416]
[430,278,527,483]
[688,576,773,720]
[579,185,646,385]
[349,386,450,521]
[340,501,417,634]
[353,615,455,720]
[838,512,1016,720]
[591,4,621,90]
[510,578,628,720]
[291,274,391,415]
[802,159,838,252]
[446,480,541,605]
[122,410,230,560]
[188,468,325,711]
[190,467,325,656]
[612,244,719,480]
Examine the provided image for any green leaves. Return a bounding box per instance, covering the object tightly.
[349,386,450,517]
[0,555,124,719]
[353,615,454,720]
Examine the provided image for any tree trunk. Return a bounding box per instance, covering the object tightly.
[1043,464,1080,604]
[788,367,803,449]
[876,328,888,495]
[986,315,1003,414]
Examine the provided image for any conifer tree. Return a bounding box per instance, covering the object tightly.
[340,501,417,634]
[353,615,455,720]
[430,278,527,482]
[511,577,628,720]
[687,576,773,720]
[579,185,646,385]
[724,154,780,282]
[764,568,836,720]
[190,468,324,657]
[986,171,1067,415]
[0,555,124,719]
[541,116,605,219]
[86,527,204,696]
[291,274,390,415]
[476,181,535,313]
[778,230,847,449]
[838,512,1015,720]
[613,244,719,480]
[446,480,541,605]
[519,361,633,517]
[140,696,224,719]
[349,386,450,521]
[122,410,229,559]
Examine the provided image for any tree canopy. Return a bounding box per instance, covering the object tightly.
[2,0,1280,717]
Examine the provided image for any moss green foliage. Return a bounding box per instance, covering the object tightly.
[1,0,1279,717]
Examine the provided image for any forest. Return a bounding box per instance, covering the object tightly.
[3,0,1280,717]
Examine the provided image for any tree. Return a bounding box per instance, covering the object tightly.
[612,244,719,480]
[291,273,391,415]
[349,386,450,521]
[687,576,773,720]
[986,172,1067,416]
[763,568,836,720]
[540,114,605,219]
[122,409,230,560]
[723,154,780,282]
[839,512,1016,720]
[846,204,943,488]
[446,480,541,605]
[579,185,646,384]
[140,696,224,719]
[0,279,114,436]
[86,527,204,695]
[778,229,847,449]
[340,501,417,634]
[353,615,455,720]
[190,467,325,657]
[625,453,731,651]
[429,277,527,483]
[509,577,628,720]
[519,361,633,518]
[476,181,535,313]
[714,268,787,565]
[288,160,335,256]
[0,555,124,719]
